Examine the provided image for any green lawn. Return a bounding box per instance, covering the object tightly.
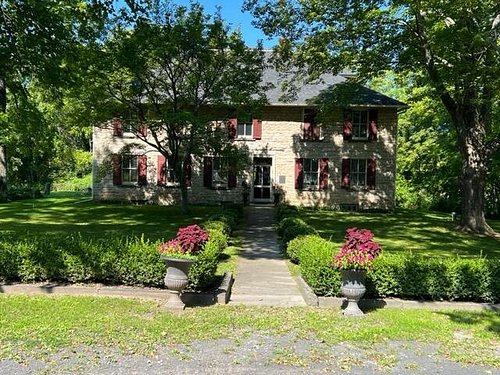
[0,295,498,367]
[0,193,220,240]
[299,209,500,259]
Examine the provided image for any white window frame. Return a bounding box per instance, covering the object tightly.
[122,155,138,185]
[351,110,369,140]
[350,159,367,187]
[212,157,228,187]
[303,158,319,190]
[236,117,253,139]
[161,158,179,186]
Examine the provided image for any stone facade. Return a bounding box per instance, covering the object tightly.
[92,105,398,210]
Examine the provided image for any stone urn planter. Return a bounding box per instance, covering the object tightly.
[162,256,195,310]
[341,269,366,316]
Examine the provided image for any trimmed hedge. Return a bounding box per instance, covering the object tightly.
[282,222,317,247]
[0,226,230,291]
[275,204,299,222]
[276,217,307,237]
[296,236,500,303]
[298,235,339,296]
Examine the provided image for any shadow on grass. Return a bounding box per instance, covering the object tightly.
[436,310,500,335]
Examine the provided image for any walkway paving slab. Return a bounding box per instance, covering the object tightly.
[230,205,306,306]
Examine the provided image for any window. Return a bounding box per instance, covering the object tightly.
[350,159,367,187]
[303,158,319,189]
[295,158,329,190]
[352,110,368,139]
[341,158,376,190]
[212,157,228,187]
[122,155,138,183]
[237,116,253,138]
[229,117,262,140]
[343,109,378,141]
[157,155,179,186]
[303,109,321,140]
[203,156,237,188]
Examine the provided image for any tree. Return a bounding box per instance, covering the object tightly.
[0,0,111,198]
[92,2,266,213]
[245,0,500,234]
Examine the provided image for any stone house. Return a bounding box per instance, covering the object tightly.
[92,67,406,210]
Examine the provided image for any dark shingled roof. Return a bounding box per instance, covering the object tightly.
[262,55,406,108]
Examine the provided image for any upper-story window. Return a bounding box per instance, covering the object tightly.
[237,116,253,138]
[351,110,369,139]
[303,108,322,141]
[229,117,262,140]
[343,109,378,141]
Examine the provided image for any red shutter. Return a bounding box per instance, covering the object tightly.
[184,155,192,187]
[203,157,212,188]
[138,123,148,137]
[112,118,123,136]
[313,125,321,141]
[112,154,122,185]
[228,160,237,188]
[138,155,147,186]
[303,122,312,140]
[157,155,166,186]
[253,119,262,140]
[367,158,376,190]
[319,158,329,190]
[341,158,350,188]
[368,109,378,141]
[295,158,304,189]
[343,110,352,141]
[228,118,237,139]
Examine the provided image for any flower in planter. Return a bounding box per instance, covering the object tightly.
[331,227,381,270]
[158,224,209,259]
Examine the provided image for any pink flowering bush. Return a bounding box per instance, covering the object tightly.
[158,224,209,258]
[331,228,382,271]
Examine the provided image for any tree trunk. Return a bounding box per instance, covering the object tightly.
[455,107,494,234]
[0,77,7,200]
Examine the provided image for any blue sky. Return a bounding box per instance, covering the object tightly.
[115,0,278,48]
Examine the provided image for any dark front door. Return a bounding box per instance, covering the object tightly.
[253,157,272,202]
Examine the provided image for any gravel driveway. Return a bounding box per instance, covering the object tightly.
[1,333,497,375]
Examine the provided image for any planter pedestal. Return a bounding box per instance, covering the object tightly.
[162,257,195,310]
[341,269,366,316]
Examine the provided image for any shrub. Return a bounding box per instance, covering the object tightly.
[286,234,326,263]
[299,249,500,303]
[188,232,226,290]
[208,213,237,232]
[275,204,299,222]
[276,217,307,237]
[282,222,317,247]
[159,224,209,257]
[222,203,244,219]
[298,235,340,296]
[202,220,231,236]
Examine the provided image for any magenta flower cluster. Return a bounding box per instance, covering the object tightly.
[158,224,209,256]
[331,227,382,270]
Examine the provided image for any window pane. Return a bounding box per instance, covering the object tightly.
[311,159,318,171]
[237,124,245,135]
[246,123,252,135]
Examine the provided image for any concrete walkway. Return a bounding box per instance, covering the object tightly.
[230,205,306,306]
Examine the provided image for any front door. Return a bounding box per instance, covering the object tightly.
[253,157,272,202]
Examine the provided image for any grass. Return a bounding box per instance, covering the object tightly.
[298,208,500,258]
[0,192,220,240]
[0,295,498,368]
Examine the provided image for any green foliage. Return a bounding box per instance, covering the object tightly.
[202,220,231,237]
[188,227,229,290]
[282,222,317,247]
[287,234,333,264]
[208,212,238,232]
[52,173,92,192]
[367,254,499,303]
[297,235,340,297]
[276,217,306,237]
[296,242,500,302]
[275,204,299,222]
